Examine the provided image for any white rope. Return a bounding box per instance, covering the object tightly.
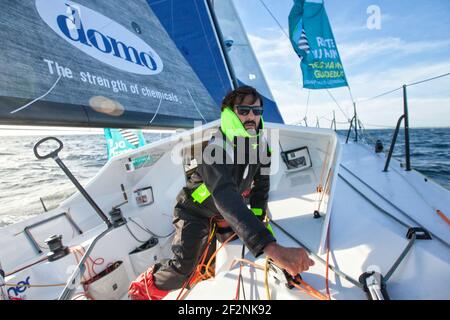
[186,88,207,123]
[148,95,164,125]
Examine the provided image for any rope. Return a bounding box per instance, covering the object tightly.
[5,256,48,277]
[326,89,350,120]
[234,244,247,300]
[186,88,207,123]
[10,75,63,114]
[70,246,105,283]
[147,95,164,125]
[339,164,449,247]
[5,282,66,288]
[128,217,176,238]
[338,172,412,230]
[407,72,450,87]
[384,233,416,282]
[193,0,228,94]
[9,19,115,114]
[270,220,364,289]
[347,86,356,106]
[289,279,329,300]
[230,259,265,271]
[204,232,237,279]
[175,218,217,300]
[259,0,290,40]
[125,223,149,243]
[357,87,403,104]
[303,90,311,126]
[316,141,331,194]
[264,256,271,300]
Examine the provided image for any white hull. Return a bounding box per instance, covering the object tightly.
[1,123,449,300]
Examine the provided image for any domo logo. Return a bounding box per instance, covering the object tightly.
[35,0,163,75]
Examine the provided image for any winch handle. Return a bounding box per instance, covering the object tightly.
[33,137,63,160]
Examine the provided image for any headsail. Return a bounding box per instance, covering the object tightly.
[289,0,348,89]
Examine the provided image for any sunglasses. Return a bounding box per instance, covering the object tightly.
[235,105,264,116]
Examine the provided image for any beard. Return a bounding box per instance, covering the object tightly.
[244,120,257,130]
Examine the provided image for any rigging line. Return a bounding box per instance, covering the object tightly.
[125,223,149,244]
[406,72,450,87]
[347,86,355,105]
[384,233,416,282]
[269,220,364,289]
[356,72,450,105]
[258,0,290,41]
[10,75,62,114]
[358,121,396,129]
[339,165,449,247]
[303,90,311,122]
[187,88,207,123]
[194,0,227,93]
[128,217,175,238]
[386,154,450,227]
[357,87,403,104]
[148,95,164,125]
[10,19,115,114]
[326,89,350,120]
[338,169,413,230]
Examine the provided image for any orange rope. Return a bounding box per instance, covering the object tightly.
[290,279,329,300]
[436,209,450,226]
[204,233,237,279]
[230,258,265,271]
[176,217,217,300]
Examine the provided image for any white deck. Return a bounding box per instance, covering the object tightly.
[1,126,449,300]
[169,136,450,300]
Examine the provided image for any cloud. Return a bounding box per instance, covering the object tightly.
[247,32,450,128]
[340,37,450,66]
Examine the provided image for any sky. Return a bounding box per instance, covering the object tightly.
[236,0,450,128]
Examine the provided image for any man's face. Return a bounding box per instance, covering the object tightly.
[233,95,262,134]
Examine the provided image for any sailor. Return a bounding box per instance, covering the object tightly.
[128,86,314,300]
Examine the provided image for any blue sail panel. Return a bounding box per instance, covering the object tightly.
[149,0,284,124]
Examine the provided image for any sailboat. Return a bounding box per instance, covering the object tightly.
[0,0,449,301]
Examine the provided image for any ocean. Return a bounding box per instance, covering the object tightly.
[0,128,449,228]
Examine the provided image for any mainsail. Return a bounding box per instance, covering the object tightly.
[0,0,284,128]
[289,0,348,89]
[0,0,219,128]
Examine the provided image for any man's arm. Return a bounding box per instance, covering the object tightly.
[197,161,275,257]
[249,164,270,218]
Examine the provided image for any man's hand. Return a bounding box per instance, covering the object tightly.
[264,242,314,276]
